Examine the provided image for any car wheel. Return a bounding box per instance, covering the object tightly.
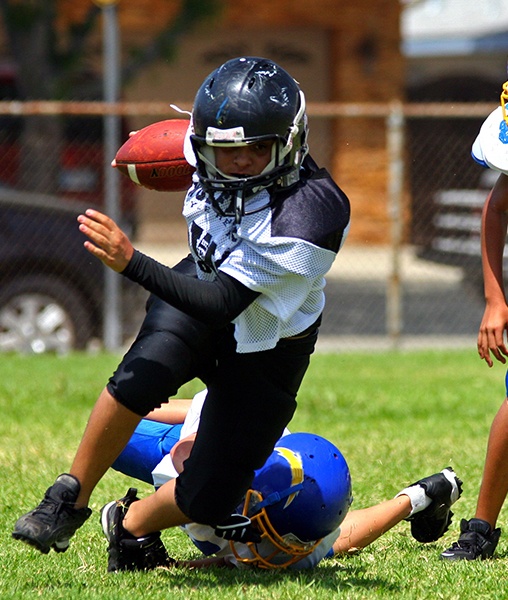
[0,274,93,353]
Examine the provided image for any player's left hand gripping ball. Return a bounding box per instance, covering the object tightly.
[113,119,195,191]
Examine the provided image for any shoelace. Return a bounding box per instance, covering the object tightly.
[31,489,81,521]
[31,496,64,521]
[448,539,473,551]
[449,530,480,552]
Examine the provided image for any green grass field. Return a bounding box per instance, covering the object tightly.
[1,349,506,599]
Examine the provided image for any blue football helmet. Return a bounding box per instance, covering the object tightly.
[189,56,308,222]
[230,432,352,569]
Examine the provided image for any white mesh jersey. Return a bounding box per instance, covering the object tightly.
[182,166,350,353]
[150,390,336,570]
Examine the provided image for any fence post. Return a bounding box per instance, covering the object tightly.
[101,2,122,351]
[386,102,405,348]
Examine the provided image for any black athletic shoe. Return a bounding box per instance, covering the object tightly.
[100,487,174,572]
[406,467,463,543]
[440,518,501,561]
[12,473,92,554]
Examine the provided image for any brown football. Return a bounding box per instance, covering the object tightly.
[114,119,195,192]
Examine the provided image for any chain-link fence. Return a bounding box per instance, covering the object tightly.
[0,101,497,353]
[318,101,494,351]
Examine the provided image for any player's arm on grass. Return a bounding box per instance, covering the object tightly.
[478,173,508,366]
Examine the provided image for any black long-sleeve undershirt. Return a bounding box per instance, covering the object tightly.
[121,249,260,328]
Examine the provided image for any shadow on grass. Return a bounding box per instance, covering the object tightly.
[149,560,401,594]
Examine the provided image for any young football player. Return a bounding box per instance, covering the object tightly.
[13,57,351,557]
[441,81,508,561]
[102,389,463,571]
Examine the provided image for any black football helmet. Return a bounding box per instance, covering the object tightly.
[189,56,308,222]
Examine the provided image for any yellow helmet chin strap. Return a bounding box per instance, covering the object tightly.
[500,81,508,124]
[228,489,322,569]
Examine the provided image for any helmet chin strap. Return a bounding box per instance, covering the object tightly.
[286,91,307,151]
[251,482,304,513]
[234,191,243,224]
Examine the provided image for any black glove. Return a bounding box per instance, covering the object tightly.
[214,514,261,544]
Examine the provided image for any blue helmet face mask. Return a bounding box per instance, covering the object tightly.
[190,56,309,223]
[229,433,353,569]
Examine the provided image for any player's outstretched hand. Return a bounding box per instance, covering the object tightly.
[477,303,508,367]
[77,209,134,273]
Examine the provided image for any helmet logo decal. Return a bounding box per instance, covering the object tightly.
[498,82,508,142]
[273,447,304,508]
[215,97,229,126]
[499,121,508,144]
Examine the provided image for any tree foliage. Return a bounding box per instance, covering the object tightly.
[0,0,221,100]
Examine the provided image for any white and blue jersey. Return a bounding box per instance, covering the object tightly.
[471,105,508,174]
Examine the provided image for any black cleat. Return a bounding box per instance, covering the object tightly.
[100,487,174,572]
[440,518,501,561]
[12,473,91,554]
[406,467,463,543]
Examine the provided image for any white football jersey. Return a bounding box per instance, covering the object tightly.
[182,172,350,352]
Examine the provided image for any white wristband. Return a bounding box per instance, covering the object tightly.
[396,485,431,517]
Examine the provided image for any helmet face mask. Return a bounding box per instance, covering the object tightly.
[190,133,285,191]
[229,433,353,569]
[501,81,508,124]
[190,57,309,222]
[229,489,321,569]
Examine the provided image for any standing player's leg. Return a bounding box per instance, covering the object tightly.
[12,296,214,554]
[98,320,319,570]
[172,320,320,529]
[441,395,508,560]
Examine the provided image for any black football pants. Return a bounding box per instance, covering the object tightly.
[108,293,319,525]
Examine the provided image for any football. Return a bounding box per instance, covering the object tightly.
[113,119,195,191]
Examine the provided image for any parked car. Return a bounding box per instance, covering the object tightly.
[0,188,145,353]
[0,63,138,231]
